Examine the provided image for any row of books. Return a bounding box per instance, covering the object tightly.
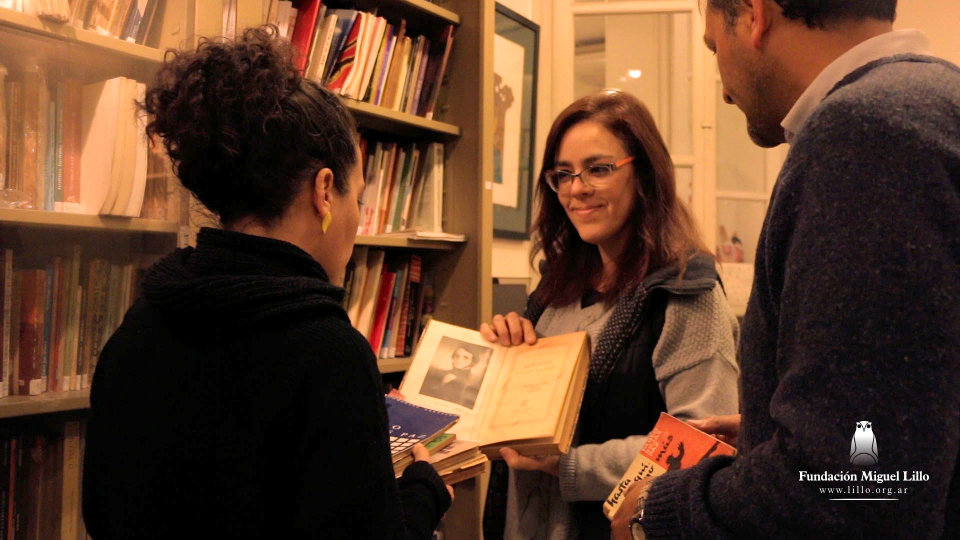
[1,68,178,219]
[343,248,435,360]
[0,0,160,44]
[0,421,88,540]
[358,139,444,237]
[276,1,454,119]
[0,247,140,397]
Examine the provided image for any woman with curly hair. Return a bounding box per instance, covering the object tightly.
[481,90,740,539]
[81,27,451,539]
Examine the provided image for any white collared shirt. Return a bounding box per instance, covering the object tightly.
[781,29,932,145]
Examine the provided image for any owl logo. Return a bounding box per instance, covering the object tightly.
[850,420,879,466]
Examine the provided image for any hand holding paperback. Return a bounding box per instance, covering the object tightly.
[603,412,737,519]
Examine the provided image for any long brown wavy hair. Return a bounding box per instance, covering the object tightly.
[531,90,708,306]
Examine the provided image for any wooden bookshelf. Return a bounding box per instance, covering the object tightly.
[356,234,464,250]
[344,99,461,139]
[354,0,461,26]
[0,390,91,419]
[0,7,164,63]
[0,209,181,234]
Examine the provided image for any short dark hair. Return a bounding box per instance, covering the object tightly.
[142,26,357,226]
[707,0,897,28]
[532,90,707,307]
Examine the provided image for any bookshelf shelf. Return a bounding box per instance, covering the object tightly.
[0,209,180,234]
[344,99,461,139]
[355,234,464,250]
[378,356,413,374]
[354,0,461,26]
[0,390,90,419]
[0,7,164,64]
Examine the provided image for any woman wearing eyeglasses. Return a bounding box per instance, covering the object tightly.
[481,90,740,540]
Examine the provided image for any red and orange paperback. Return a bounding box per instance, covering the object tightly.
[603,412,737,519]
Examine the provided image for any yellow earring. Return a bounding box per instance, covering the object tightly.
[321,211,333,234]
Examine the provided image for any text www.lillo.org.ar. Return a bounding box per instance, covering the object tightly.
[819,486,910,497]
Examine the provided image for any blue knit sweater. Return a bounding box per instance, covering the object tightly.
[641,54,960,539]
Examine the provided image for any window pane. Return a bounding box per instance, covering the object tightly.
[716,199,767,264]
[715,78,767,192]
[574,13,693,154]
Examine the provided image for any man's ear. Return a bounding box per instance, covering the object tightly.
[747,0,773,49]
[312,168,335,215]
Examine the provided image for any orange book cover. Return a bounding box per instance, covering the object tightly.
[603,412,737,519]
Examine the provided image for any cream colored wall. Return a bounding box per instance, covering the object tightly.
[490,0,556,284]
[895,0,960,66]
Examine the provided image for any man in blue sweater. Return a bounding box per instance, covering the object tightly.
[612,1,960,538]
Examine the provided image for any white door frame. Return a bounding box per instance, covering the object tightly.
[558,0,710,246]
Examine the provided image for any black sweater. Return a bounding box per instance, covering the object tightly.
[82,228,450,539]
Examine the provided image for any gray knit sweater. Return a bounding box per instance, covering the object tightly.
[641,55,960,539]
[504,285,740,539]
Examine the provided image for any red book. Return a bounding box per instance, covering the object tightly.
[17,270,46,396]
[290,0,324,73]
[367,269,396,355]
[397,254,422,356]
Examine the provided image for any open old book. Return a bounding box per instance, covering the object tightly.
[399,320,590,458]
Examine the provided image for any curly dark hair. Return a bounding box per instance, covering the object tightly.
[706,0,896,28]
[142,26,357,226]
[531,90,707,307]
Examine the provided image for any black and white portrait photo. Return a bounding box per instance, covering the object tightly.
[419,337,492,409]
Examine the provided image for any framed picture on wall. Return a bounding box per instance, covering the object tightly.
[493,3,539,239]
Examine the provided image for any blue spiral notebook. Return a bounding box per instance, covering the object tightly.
[385,395,459,461]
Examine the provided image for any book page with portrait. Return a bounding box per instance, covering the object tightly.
[400,320,590,453]
[399,320,507,441]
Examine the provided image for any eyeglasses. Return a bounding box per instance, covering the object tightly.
[544,156,635,193]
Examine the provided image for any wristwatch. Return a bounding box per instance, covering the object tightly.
[628,482,651,539]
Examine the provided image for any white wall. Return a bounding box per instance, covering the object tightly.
[491,0,555,283]
[895,0,960,66]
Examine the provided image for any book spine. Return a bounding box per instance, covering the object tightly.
[367,270,396,354]
[0,67,7,191]
[5,81,22,198]
[54,82,64,211]
[61,78,82,212]
[20,72,40,209]
[399,254,421,356]
[41,263,54,392]
[17,270,44,395]
[0,251,10,398]
[289,0,321,72]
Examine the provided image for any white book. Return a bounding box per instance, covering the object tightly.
[354,249,385,338]
[355,15,386,101]
[358,142,383,236]
[124,81,148,216]
[345,246,369,327]
[412,143,444,232]
[79,77,124,215]
[307,14,338,82]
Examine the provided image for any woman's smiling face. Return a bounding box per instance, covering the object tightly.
[554,120,638,257]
